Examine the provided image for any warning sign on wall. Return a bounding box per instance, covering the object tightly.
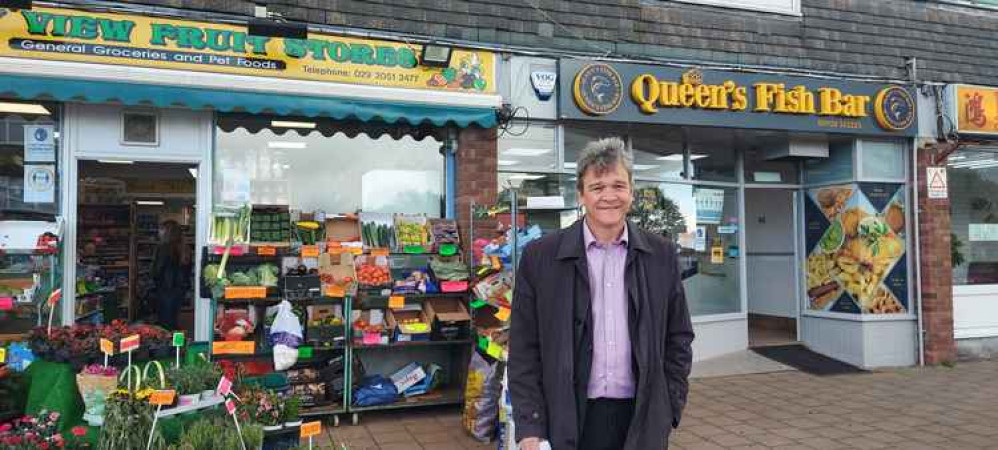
[927,167,948,199]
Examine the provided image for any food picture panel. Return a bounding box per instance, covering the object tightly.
[805,183,908,314]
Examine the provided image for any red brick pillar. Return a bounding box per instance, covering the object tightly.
[917,144,957,364]
[456,127,499,253]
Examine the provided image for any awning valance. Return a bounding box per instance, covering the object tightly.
[0,74,497,128]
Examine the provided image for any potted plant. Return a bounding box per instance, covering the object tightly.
[281,393,302,427]
[76,364,119,426]
[99,389,164,450]
[166,367,200,408]
[247,389,282,431]
[192,362,223,402]
[173,416,264,450]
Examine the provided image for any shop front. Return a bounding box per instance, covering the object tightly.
[0,4,500,434]
[943,84,998,356]
[513,59,921,367]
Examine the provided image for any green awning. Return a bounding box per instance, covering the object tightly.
[0,74,496,128]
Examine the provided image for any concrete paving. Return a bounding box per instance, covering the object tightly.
[310,359,998,449]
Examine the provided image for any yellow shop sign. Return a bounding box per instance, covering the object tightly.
[630,71,871,119]
[953,85,998,135]
[0,7,496,94]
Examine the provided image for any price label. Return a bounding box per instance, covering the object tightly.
[470,299,486,309]
[0,347,6,363]
[495,306,511,322]
[100,338,114,355]
[300,421,322,438]
[371,248,390,257]
[172,332,185,347]
[149,390,176,406]
[120,334,140,353]
[298,346,314,359]
[439,244,458,256]
[212,341,255,355]
[327,241,342,248]
[362,332,382,346]
[487,342,503,359]
[301,245,320,257]
[256,246,276,256]
[225,399,237,415]
[349,247,364,255]
[217,376,233,397]
[325,285,346,298]
[478,336,489,351]
[0,297,13,311]
[327,246,345,254]
[224,286,267,299]
[389,296,405,310]
[47,289,62,307]
[403,245,425,254]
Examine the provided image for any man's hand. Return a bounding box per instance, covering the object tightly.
[519,437,542,450]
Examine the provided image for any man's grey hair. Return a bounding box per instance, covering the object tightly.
[575,137,634,191]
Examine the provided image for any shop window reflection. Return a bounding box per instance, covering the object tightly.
[948,149,998,285]
[632,182,741,316]
[215,127,443,216]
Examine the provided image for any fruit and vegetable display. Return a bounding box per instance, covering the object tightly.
[359,212,396,250]
[395,214,429,249]
[250,206,292,243]
[306,305,344,348]
[202,263,279,299]
[352,309,387,345]
[295,220,323,245]
[428,219,460,250]
[215,307,256,341]
[429,256,470,282]
[211,204,252,245]
[354,255,392,288]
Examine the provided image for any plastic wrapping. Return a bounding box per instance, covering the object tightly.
[462,352,503,442]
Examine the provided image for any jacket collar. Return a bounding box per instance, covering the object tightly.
[556,218,651,260]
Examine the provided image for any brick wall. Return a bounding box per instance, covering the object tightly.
[456,126,499,258]
[98,0,998,85]
[916,144,956,365]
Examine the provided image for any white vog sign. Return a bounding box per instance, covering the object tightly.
[531,71,557,101]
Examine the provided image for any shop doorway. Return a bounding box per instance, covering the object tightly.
[744,188,800,347]
[75,160,197,334]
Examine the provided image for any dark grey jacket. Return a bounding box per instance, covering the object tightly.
[509,220,695,450]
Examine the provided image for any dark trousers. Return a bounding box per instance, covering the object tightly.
[579,398,635,450]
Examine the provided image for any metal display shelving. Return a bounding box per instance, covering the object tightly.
[203,242,474,427]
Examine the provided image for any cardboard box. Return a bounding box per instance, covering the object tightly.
[424,297,471,341]
[352,309,389,346]
[386,307,431,342]
[319,253,357,296]
[324,214,362,245]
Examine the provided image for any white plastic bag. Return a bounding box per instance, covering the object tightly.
[270,300,303,371]
[271,300,304,338]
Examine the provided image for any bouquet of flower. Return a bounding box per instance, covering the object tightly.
[77,365,119,426]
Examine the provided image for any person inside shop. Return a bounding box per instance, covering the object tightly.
[151,220,190,330]
[509,137,695,450]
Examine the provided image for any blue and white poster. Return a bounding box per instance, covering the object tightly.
[23,125,55,163]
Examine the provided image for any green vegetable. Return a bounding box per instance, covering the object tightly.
[820,220,844,253]
[256,264,279,287]
[229,272,254,286]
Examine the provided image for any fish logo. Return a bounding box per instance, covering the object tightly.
[874,86,915,131]
[573,63,623,116]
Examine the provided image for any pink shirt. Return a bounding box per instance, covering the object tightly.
[584,221,635,399]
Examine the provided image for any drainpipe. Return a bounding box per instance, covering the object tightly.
[913,141,924,367]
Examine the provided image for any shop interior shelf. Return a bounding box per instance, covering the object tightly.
[349,386,464,413]
[352,339,473,350]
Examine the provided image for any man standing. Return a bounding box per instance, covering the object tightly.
[510,137,695,450]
